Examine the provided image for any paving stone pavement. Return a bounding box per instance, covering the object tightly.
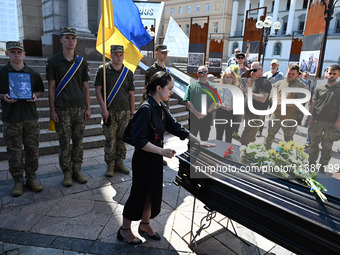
[1,123,339,255]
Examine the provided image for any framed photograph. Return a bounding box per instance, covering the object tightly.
[188,52,204,67]
[299,50,320,75]
[8,72,33,100]
[208,58,221,68]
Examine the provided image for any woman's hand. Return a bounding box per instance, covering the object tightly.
[162,148,176,158]
[199,141,216,148]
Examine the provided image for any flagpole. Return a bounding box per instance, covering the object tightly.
[102,0,107,108]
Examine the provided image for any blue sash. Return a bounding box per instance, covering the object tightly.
[55,56,83,97]
[106,66,129,108]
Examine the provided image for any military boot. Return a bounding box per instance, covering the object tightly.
[12,181,24,197]
[115,160,130,174]
[105,163,114,177]
[63,172,73,187]
[26,179,43,192]
[73,170,88,184]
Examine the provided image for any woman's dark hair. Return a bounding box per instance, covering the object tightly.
[140,71,172,105]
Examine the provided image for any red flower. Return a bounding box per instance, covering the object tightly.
[223,145,234,158]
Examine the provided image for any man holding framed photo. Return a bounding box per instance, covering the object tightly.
[0,41,44,197]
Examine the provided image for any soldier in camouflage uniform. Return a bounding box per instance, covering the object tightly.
[47,27,91,187]
[145,44,169,165]
[265,64,307,149]
[94,45,135,177]
[308,65,340,172]
[0,41,44,196]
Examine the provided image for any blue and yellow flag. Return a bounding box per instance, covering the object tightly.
[96,0,153,73]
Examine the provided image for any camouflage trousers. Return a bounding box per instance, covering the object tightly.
[3,120,40,181]
[265,114,297,150]
[240,114,264,146]
[102,110,130,164]
[309,120,340,166]
[55,107,86,173]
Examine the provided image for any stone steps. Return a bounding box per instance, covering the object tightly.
[0,56,189,161]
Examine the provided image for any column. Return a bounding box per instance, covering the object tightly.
[98,0,102,25]
[303,0,311,31]
[68,0,91,34]
[230,0,239,37]
[258,0,265,21]
[242,0,250,36]
[286,0,297,35]
[270,0,280,35]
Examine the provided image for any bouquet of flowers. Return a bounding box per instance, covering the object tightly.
[223,145,234,158]
[240,141,327,202]
[227,65,240,78]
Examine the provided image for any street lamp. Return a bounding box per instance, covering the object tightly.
[318,0,338,78]
[256,16,281,66]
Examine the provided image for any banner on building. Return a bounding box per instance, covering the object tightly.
[298,1,326,77]
[243,7,267,66]
[187,17,209,76]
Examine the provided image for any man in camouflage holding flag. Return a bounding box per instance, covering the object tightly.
[95,45,135,177]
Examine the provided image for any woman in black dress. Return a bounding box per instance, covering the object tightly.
[117,71,215,245]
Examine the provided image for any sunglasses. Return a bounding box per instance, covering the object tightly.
[250,68,262,73]
[237,56,245,59]
[198,70,208,74]
[234,51,240,54]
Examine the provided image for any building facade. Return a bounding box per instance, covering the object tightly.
[162,0,234,62]
[13,0,340,73]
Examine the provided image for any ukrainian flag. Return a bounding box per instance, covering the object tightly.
[96,0,153,73]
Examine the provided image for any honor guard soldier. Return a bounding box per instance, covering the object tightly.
[0,41,44,196]
[47,27,91,187]
[145,44,169,84]
[94,45,135,177]
[145,44,169,165]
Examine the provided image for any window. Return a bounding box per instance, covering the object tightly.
[206,3,210,11]
[196,4,200,12]
[187,5,191,14]
[273,42,282,55]
[186,24,190,35]
[171,8,174,15]
[299,21,305,31]
[179,6,182,14]
[286,0,291,11]
[232,42,239,53]
[282,22,287,34]
[336,19,340,33]
[214,22,218,33]
[303,0,308,9]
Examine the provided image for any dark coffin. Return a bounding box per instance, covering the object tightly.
[175,140,340,255]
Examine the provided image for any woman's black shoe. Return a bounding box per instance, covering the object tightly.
[117,227,142,245]
[138,222,161,241]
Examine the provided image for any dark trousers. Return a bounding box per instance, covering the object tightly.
[189,112,212,141]
[215,108,234,143]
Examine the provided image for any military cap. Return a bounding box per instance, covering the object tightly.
[155,44,169,52]
[111,45,124,53]
[6,41,24,51]
[60,27,77,36]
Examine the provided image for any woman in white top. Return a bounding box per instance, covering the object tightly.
[216,69,239,142]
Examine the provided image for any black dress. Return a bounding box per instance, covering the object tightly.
[123,97,189,221]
